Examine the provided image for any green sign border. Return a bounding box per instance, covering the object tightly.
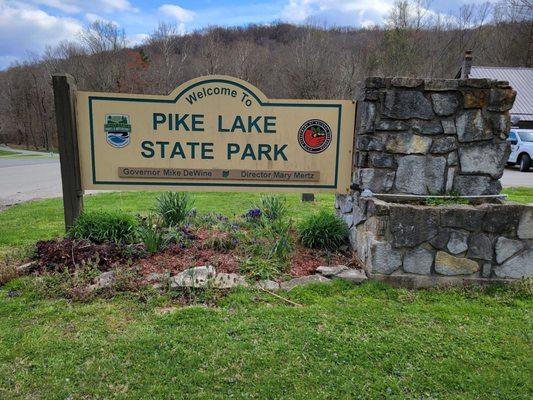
[88,78,343,189]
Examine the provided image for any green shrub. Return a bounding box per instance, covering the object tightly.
[257,195,287,220]
[138,225,167,254]
[155,192,194,227]
[138,215,184,254]
[70,211,138,244]
[297,210,348,251]
[262,218,293,260]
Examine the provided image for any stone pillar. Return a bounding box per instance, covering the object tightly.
[353,77,515,197]
[333,77,533,285]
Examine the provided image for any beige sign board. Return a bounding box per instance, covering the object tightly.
[76,75,356,193]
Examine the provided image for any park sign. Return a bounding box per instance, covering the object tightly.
[74,75,356,193]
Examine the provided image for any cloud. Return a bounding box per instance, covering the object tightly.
[29,0,134,14]
[159,4,195,23]
[282,0,395,26]
[127,33,149,46]
[85,12,120,26]
[0,1,83,68]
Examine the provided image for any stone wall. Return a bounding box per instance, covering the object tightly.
[336,76,532,285]
[355,77,515,196]
[353,198,532,285]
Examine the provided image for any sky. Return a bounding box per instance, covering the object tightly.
[0,0,491,70]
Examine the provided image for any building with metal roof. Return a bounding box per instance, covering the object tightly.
[456,52,533,128]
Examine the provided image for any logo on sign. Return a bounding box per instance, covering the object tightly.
[297,119,332,154]
[104,114,131,148]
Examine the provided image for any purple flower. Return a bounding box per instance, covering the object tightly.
[245,208,262,219]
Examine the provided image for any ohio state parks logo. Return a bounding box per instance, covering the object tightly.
[297,119,332,154]
[104,114,131,148]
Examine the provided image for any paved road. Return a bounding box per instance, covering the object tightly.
[0,147,532,209]
[0,156,62,209]
[500,166,533,188]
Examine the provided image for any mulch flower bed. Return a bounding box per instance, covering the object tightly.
[32,226,355,282]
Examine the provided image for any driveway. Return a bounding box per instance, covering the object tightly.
[0,147,532,209]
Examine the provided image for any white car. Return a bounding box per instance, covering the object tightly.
[507,129,533,172]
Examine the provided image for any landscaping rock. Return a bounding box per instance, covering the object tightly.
[467,234,492,261]
[495,237,525,264]
[382,90,434,120]
[447,231,468,254]
[458,142,509,178]
[280,275,330,290]
[395,155,446,194]
[517,208,533,239]
[447,151,458,166]
[255,280,280,291]
[213,273,248,289]
[89,271,116,291]
[435,252,479,275]
[431,93,459,116]
[494,249,533,279]
[147,272,170,283]
[335,269,367,283]
[403,247,434,275]
[368,240,402,274]
[316,265,348,277]
[16,262,35,274]
[171,265,216,288]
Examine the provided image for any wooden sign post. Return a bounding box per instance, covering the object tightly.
[52,74,356,231]
[52,74,84,231]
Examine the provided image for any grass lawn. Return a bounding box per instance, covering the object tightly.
[0,149,19,157]
[0,191,532,398]
[0,278,531,399]
[0,192,334,255]
[1,188,532,255]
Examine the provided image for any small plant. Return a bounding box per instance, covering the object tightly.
[257,195,287,220]
[138,214,184,254]
[70,211,138,244]
[297,210,348,251]
[138,225,167,254]
[203,235,237,252]
[243,208,262,222]
[240,257,287,280]
[262,218,293,259]
[155,192,194,227]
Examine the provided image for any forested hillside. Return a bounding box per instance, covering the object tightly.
[0,0,531,150]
